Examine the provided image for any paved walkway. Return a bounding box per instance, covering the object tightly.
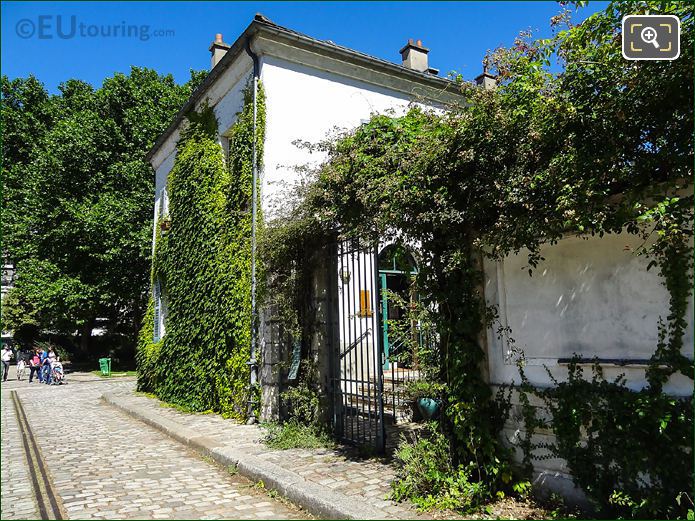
[1,370,310,520]
[1,383,42,519]
[105,391,443,519]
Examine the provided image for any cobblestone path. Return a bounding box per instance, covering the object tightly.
[1,381,41,519]
[1,373,309,520]
[109,393,439,519]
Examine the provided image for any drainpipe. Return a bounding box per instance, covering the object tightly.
[245,38,260,424]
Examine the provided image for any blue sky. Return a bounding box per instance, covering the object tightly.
[2,1,609,93]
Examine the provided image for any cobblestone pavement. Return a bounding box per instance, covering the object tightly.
[1,377,41,519]
[110,393,456,519]
[1,370,310,520]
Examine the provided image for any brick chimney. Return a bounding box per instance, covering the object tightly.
[400,39,438,75]
[475,61,497,90]
[209,33,230,70]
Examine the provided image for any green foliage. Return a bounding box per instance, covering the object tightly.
[262,420,334,450]
[391,422,507,512]
[135,299,160,393]
[262,0,692,516]
[281,377,320,426]
[518,358,693,519]
[402,380,446,402]
[136,82,266,420]
[2,68,205,351]
[180,101,218,143]
[382,286,441,379]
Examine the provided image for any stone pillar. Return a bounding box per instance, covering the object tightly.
[309,245,339,427]
[259,305,283,422]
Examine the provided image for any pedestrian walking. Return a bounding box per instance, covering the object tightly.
[16,358,26,380]
[42,351,53,385]
[38,347,48,383]
[1,344,13,381]
[29,350,41,383]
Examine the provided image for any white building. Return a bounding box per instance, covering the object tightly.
[146,12,466,438]
[146,14,693,504]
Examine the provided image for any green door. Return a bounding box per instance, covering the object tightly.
[379,273,390,370]
[378,245,419,371]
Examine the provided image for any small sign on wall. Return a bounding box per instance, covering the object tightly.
[359,290,373,317]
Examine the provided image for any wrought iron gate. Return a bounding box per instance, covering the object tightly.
[329,240,426,453]
[330,239,386,452]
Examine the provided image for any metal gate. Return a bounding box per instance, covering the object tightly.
[329,240,427,453]
[330,239,386,452]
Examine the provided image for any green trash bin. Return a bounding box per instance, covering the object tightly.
[99,357,111,376]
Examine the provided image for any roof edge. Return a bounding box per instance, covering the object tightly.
[146,22,259,162]
[146,15,463,163]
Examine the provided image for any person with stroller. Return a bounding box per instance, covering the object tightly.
[51,356,65,385]
[41,348,52,384]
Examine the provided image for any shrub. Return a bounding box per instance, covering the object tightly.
[391,421,493,512]
[402,380,446,402]
[263,421,334,450]
[518,359,693,519]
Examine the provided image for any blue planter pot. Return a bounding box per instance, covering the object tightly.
[416,398,440,420]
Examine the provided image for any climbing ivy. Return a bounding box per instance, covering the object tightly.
[136,82,266,420]
[135,298,159,393]
[262,0,692,515]
[515,357,693,519]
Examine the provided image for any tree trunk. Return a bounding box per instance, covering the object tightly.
[79,317,95,353]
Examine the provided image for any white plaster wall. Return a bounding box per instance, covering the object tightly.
[259,55,446,218]
[485,232,694,396]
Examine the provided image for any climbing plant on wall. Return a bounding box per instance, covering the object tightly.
[136,81,266,420]
[262,0,692,516]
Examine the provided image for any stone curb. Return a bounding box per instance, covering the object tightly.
[102,392,388,520]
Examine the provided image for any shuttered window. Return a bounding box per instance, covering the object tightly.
[153,279,162,342]
[159,187,169,219]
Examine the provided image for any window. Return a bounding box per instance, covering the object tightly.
[153,279,164,342]
[159,187,169,220]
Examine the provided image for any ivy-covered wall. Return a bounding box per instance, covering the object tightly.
[137,82,266,420]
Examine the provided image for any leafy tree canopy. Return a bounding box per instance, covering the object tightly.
[2,67,205,351]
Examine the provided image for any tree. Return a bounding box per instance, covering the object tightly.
[1,67,204,352]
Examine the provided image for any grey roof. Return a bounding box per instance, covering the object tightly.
[146,14,461,162]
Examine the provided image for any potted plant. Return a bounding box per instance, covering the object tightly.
[159,217,171,232]
[403,380,445,421]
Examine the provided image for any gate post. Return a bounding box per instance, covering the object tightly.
[259,305,283,422]
[311,244,340,427]
[373,243,386,453]
[325,241,343,437]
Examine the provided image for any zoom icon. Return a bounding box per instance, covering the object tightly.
[622,15,680,61]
